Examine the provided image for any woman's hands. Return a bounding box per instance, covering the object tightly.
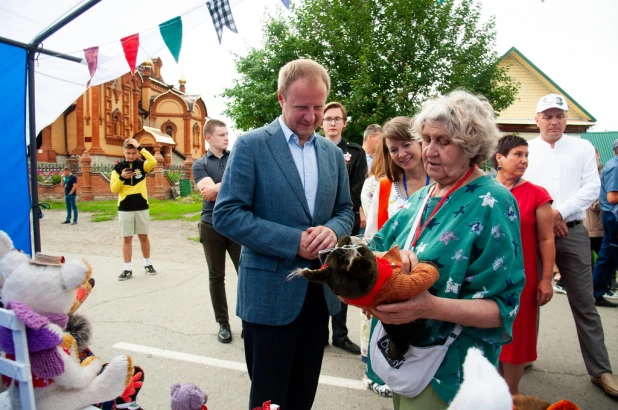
[538,278,553,306]
[370,290,434,325]
[374,249,418,273]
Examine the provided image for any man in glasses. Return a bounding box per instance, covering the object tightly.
[322,101,367,355]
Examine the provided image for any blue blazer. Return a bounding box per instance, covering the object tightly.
[213,119,354,326]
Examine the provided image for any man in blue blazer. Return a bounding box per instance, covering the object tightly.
[213,59,354,409]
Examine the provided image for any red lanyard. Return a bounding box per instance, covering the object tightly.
[410,166,476,248]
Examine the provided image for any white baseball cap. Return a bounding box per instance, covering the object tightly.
[536,94,569,113]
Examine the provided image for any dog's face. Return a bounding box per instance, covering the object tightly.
[299,236,378,299]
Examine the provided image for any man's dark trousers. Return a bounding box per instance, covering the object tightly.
[243,281,329,410]
[65,193,77,222]
[331,222,360,343]
[199,221,241,326]
[593,212,618,300]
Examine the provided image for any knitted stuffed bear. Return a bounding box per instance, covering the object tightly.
[0,231,134,410]
[170,383,208,410]
[290,235,440,360]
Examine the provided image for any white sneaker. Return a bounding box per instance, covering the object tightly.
[553,284,567,294]
[603,290,618,300]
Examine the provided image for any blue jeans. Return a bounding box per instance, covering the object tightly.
[592,211,618,300]
[65,194,77,222]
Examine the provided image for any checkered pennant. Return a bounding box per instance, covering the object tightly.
[206,0,238,44]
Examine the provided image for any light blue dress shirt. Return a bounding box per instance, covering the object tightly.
[278,117,318,218]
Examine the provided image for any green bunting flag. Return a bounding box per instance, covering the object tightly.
[159,16,183,63]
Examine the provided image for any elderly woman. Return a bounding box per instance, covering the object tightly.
[370,91,525,410]
[493,134,554,395]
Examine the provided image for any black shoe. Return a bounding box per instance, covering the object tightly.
[144,265,157,275]
[61,221,70,224]
[332,338,361,354]
[595,298,618,308]
[118,270,133,281]
[217,325,232,343]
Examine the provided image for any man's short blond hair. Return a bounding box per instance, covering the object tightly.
[204,119,227,136]
[278,59,330,99]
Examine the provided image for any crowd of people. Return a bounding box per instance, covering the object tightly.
[106,58,617,409]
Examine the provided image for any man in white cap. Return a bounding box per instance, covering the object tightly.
[524,94,618,397]
[592,139,618,305]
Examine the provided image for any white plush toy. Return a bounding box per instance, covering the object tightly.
[447,347,512,410]
[0,231,134,410]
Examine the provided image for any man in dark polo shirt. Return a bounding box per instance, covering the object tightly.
[193,119,241,344]
[322,101,367,354]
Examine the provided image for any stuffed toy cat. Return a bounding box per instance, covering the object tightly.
[0,231,134,410]
[289,235,439,359]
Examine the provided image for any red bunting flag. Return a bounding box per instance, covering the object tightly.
[121,33,140,74]
[84,46,99,88]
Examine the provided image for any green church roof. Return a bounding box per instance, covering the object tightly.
[581,132,618,164]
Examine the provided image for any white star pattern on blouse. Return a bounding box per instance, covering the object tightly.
[505,204,518,222]
[445,277,460,294]
[469,220,484,235]
[479,192,497,208]
[492,256,506,271]
[451,249,469,262]
[416,242,428,253]
[508,304,519,318]
[472,286,488,299]
[491,224,504,239]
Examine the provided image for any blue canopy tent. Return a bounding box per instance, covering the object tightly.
[0,43,29,253]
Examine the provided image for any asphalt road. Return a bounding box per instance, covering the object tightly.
[37,214,617,410]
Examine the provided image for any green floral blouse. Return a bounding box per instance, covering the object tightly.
[372,175,525,403]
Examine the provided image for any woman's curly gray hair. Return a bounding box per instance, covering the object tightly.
[410,90,500,166]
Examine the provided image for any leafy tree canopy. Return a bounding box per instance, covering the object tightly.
[223,0,519,144]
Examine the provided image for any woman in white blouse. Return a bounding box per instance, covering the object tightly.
[364,116,429,238]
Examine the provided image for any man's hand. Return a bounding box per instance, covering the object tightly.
[126,138,139,149]
[554,221,568,238]
[120,168,135,179]
[297,230,318,260]
[304,226,337,255]
[359,207,366,229]
[200,186,218,201]
[552,209,563,227]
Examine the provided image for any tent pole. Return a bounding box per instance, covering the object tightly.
[24,0,101,254]
[27,50,41,254]
[31,0,102,45]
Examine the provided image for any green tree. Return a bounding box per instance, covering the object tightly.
[223,0,518,143]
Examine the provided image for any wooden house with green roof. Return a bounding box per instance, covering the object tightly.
[581,132,618,165]
[497,47,596,139]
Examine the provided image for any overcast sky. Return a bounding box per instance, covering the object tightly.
[158,0,618,138]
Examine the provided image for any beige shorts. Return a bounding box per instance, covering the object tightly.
[119,209,150,237]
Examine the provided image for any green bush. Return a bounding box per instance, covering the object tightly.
[51,174,62,185]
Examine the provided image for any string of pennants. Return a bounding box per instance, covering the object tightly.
[84,0,290,87]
